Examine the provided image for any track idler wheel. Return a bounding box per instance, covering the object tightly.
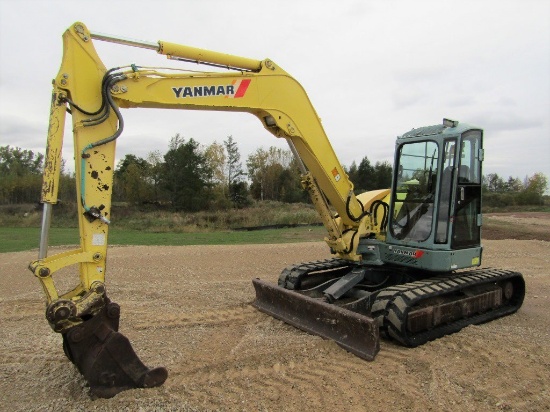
[62,299,167,398]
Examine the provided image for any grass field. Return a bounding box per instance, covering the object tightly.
[0,225,327,253]
[2,201,549,253]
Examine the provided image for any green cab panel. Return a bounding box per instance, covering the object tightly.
[380,243,482,272]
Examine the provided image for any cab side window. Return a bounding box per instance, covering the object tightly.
[452,131,482,249]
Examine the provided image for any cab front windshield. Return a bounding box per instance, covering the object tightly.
[391,141,439,242]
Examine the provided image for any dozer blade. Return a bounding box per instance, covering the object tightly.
[252,278,380,361]
[62,299,167,398]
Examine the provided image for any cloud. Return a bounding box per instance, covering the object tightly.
[392,90,427,109]
[469,111,543,133]
[0,0,548,183]
[0,115,47,152]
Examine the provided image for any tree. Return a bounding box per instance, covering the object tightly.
[482,172,548,207]
[162,134,212,211]
[114,154,154,204]
[203,141,230,209]
[346,158,392,194]
[224,136,247,206]
[204,142,226,186]
[58,159,77,203]
[0,145,43,176]
[263,161,285,200]
[355,156,375,191]
[483,173,506,193]
[346,161,359,190]
[373,161,393,190]
[247,148,269,200]
[277,158,307,202]
[0,145,44,204]
[518,172,548,205]
[505,176,523,193]
[247,147,302,202]
[146,150,166,202]
[115,154,150,178]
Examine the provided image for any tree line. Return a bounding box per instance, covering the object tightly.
[0,140,547,210]
[482,172,548,207]
[0,145,44,204]
[109,135,393,210]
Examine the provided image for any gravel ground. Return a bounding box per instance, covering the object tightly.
[1,216,549,411]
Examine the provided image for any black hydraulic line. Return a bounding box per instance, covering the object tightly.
[64,67,122,117]
[346,193,369,223]
[82,72,127,127]
[79,70,126,221]
[370,201,380,226]
[341,228,358,254]
[370,200,389,231]
[85,77,125,148]
[65,96,103,117]
[381,203,389,230]
[83,71,126,126]
[80,79,111,126]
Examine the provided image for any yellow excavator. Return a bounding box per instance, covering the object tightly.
[29,22,525,398]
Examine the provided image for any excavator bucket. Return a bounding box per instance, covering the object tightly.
[252,278,380,361]
[61,299,167,398]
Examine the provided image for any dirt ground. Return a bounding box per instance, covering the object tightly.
[1,214,549,411]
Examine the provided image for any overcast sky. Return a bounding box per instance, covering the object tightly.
[1,0,548,183]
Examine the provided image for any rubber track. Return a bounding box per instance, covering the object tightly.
[371,281,427,335]
[278,258,354,289]
[375,268,525,347]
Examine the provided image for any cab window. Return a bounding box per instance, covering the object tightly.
[391,141,438,242]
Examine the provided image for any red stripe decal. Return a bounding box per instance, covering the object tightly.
[234,79,251,98]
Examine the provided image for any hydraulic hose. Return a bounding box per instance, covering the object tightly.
[346,192,369,223]
[79,70,126,223]
[64,67,122,118]
[341,229,358,255]
[82,71,126,127]
[370,200,389,231]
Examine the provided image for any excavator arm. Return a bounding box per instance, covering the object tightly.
[29,22,382,397]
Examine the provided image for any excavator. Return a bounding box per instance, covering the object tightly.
[29,22,525,398]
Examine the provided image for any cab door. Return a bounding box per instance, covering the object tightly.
[451,130,483,249]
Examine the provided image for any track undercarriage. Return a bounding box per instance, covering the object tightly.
[253,259,525,359]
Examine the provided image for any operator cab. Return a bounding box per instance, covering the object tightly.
[383,119,484,272]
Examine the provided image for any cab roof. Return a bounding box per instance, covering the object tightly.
[399,119,480,140]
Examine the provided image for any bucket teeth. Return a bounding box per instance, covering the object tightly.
[62,298,167,398]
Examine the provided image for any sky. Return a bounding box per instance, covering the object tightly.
[1,0,549,183]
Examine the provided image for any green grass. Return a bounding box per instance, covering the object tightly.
[2,227,79,253]
[0,226,327,253]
